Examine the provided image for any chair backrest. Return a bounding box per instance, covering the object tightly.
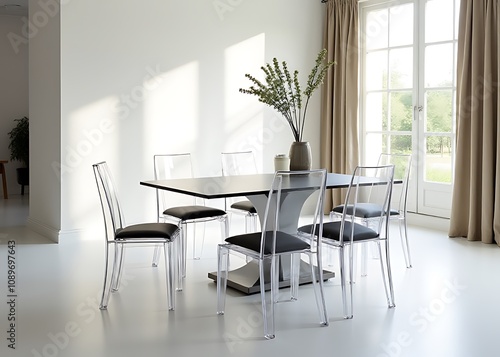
[377,153,411,214]
[154,154,197,216]
[221,151,258,208]
[93,161,125,242]
[340,165,395,244]
[259,169,327,257]
[221,151,258,176]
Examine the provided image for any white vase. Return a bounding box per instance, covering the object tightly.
[274,154,290,171]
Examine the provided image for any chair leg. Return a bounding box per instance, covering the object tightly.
[180,223,187,279]
[111,243,125,292]
[164,242,175,311]
[348,245,355,317]
[376,241,396,308]
[221,216,229,241]
[244,214,250,233]
[399,216,412,268]
[152,245,161,267]
[244,213,258,233]
[339,247,353,319]
[359,221,383,278]
[192,222,205,260]
[360,243,367,278]
[308,252,329,326]
[174,237,183,292]
[290,253,300,301]
[326,244,336,267]
[176,226,186,292]
[99,243,114,310]
[243,215,258,264]
[252,214,259,232]
[216,245,229,315]
[260,256,275,339]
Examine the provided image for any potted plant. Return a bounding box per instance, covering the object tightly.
[239,49,334,170]
[8,116,29,194]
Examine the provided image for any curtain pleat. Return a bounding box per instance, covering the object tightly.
[320,0,359,211]
[449,0,500,245]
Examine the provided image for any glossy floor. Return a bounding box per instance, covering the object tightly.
[1,195,499,357]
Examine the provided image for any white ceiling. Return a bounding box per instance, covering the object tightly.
[0,0,28,16]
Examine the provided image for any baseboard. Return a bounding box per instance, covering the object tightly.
[58,228,87,242]
[26,218,89,243]
[407,212,450,232]
[26,217,60,243]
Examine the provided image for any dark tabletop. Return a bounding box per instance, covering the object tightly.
[140,172,392,200]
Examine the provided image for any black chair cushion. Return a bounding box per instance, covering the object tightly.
[298,221,379,242]
[116,223,179,240]
[225,231,310,254]
[231,200,257,214]
[332,203,400,218]
[163,205,226,220]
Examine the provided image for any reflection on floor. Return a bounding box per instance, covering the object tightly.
[0,196,499,357]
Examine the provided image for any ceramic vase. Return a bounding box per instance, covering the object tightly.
[289,141,312,170]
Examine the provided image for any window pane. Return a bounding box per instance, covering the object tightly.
[425,90,452,132]
[366,9,388,50]
[366,92,388,131]
[389,3,414,47]
[425,44,453,87]
[425,0,454,43]
[385,148,412,180]
[365,133,387,164]
[425,136,452,183]
[390,91,413,131]
[390,135,412,156]
[366,51,388,90]
[389,47,413,89]
[364,134,411,170]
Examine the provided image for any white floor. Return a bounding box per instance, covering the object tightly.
[1,195,500,357]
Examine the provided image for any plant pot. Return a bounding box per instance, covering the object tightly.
[289,141,312,170]
[16,167,29,195]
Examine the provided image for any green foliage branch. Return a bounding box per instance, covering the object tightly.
[239,49,335,142]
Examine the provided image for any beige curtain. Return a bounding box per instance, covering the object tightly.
[449,0,500,245]
[321,0,360,211]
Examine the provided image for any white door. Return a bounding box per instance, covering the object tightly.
[360,0,459,218]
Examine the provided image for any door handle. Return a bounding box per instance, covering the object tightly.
[414,105,423,120]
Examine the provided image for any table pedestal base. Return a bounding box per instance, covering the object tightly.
[208,260,335,295]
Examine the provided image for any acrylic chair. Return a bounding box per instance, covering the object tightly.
[153,153,229,290]
[93,161,180,310]
[300,165,395,319]
[217,169,329,339]
[221,150,259,233]
[330,153,412,270]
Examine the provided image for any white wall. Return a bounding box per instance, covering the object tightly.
[54,0,323,240]
[27,1,61,240]
[0,15,29,196]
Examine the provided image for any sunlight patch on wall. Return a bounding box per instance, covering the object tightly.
[63,95,121,240]
[142,61,200,160]
[223,34,267,156]
[64,96,121,176]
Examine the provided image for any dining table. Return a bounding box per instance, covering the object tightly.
[141,172,400,294]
